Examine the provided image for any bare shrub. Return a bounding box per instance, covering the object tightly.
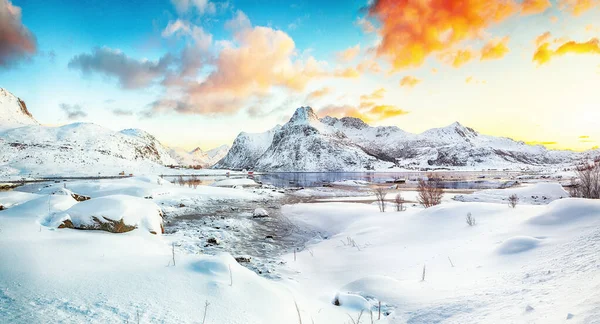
[201,300,210,324]
[347,310,364,324]
[417,174,444,208]
[571,161,600,199]
[394,193,406,212]
[466,212,476,226]
[374,187,388,212]
[508,194,519,208]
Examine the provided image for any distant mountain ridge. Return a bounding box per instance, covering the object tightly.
[0,88,219,178]
[215,106,581,171]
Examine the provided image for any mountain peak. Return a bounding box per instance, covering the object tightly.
[0,88,38,129]
[288,106,319,125]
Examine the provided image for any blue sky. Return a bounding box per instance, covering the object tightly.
[1,0,599,151]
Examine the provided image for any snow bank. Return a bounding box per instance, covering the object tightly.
[49,195,164,234]
[529,198,600,226]
[211,178,258,187]
[330,180,369,187]
[497,236,541,254]
[454,182,569,205]
[3,194,78,219]
[0,191,41,208]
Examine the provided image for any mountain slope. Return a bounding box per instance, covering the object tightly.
[0,88,39,130]
[0,123,179,178]
[213,125,282,170]
[169,145,230,167]
[0,89,182,178]
[216,107,578,171]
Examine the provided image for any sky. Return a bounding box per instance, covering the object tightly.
[0,0,599,152]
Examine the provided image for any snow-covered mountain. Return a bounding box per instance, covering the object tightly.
[213,125,282,170]
[0,88,39,130]
[169,145,230,167]
[0,89,180,178]
[216,107,579,171]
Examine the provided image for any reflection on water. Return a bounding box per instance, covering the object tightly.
[167,171,521,190]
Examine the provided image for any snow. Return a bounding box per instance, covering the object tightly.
[278,197,600,323]
[252,207,269,217]
[529,198,600,225]
[330,179,370,186]
[46,195,164,234]
[496,236,542,254]
[211,178,258,187]
[217,107,580,172]
[454,182,569,205]
[1,176,600,322]
[0,88,39,130]
[0,191,41,208]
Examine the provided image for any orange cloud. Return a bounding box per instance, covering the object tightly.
[360,88,386,101]
[466,76,487,84]
[535,32,552,46]
[307,87,332,101]
[534,35,600,65]
[334,67,360,78]
[318,104,408,124]
[521,0,552,14]
[481,37,510,60]
[440,49,475,68]
[399,75,421,87]
[319,87,407,123]
[559,0,599,15]
[337,44,361,62]
[356,59,382,73]
[150,11,355,116]
[368,0,518,70]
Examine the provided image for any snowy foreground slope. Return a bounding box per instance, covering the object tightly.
[216,107,581,171]
[1,177,599,323]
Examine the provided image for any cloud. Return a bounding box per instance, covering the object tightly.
[360,88,386,101]
[559,0,599,15]
[334,67,360,78]
[466,76,487,84]
[533,34,600,65]
[399,76,421,88]
[318,87,407,123]
[355,17,377,34]
[68,47,174,89]
[440,49,475,68]
[368,0,517,70]
[525,141,558,146]
[481,37,510,60]
[356,59,382,74]
[0,0,36,67]
[59,103,88,120]
[171,0,216,15]
[161,20,213,79]
[521,0,552,14]
[149,15,339,116]
[112,108,134,116]
[535,32,552,46]
[307,87,332,101]
[337,44,361,62]
[319,103,408,124]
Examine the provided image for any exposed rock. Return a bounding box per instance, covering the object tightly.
[235,256,252,263]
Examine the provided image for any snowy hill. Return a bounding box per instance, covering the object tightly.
[169,145,230,167]
[216,107,578,171]
[0,88,39,130]
[0,122,179,178]
[0,89,183,178]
